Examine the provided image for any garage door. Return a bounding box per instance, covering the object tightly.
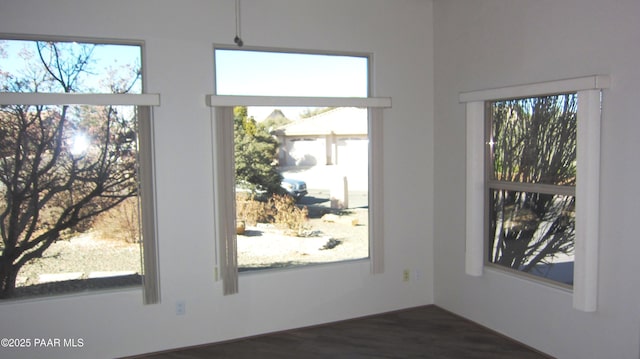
[286,138,325,166]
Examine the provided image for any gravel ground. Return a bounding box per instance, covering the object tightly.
[17,234,142,287]
[13,235,142,298]
[12,208,368,297]
[238,208,369,271]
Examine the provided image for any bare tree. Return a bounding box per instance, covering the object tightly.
[0,41,140,298]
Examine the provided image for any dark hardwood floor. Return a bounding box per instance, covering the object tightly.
[133,305,553,359]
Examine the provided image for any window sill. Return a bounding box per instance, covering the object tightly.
[484,264,573,293]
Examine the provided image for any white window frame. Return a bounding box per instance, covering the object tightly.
[0,38,161,304]
[207,95,390,295]
[460,75,609,312]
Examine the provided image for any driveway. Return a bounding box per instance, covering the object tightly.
[280,165,368,191]
[280,165,368,209]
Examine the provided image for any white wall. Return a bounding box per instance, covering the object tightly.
[0,0,434,358]
[433,0,640,358]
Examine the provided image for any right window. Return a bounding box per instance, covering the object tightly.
[461,75,608,311]
[486,94,577,287]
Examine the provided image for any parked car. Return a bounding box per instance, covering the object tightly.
[280,178,308,200]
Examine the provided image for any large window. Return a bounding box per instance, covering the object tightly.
[0,38,159,303]
[210,48,390,294]
[461,76,608,312]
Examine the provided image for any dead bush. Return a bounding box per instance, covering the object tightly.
[270,194,310,236]
[92,197,140,243]
[236,193,310,236]
[236,192,271,225]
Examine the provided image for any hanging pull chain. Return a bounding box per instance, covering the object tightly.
[234,0,244,47]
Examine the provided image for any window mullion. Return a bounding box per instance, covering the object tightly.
[487,180,576,197]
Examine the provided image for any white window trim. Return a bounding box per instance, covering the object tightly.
[0,93,160,106]
[207,95,390,108]
[208,95,391,295]
[460,75,609,312]
[0,92,162,305]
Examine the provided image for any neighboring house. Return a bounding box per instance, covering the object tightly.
[271,107,367,167]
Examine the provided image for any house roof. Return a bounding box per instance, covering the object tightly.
[273,107,367,136]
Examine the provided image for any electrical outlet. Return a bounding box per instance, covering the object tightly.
[176,300,186,315]
[403,269,410,282]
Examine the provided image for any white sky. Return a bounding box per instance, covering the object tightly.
[215,49,369,121]
[215,49,368,97]
[1,42,369,121]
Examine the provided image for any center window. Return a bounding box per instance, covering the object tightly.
[215,49,371,272]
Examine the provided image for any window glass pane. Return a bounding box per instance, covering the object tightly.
[0,40,142,94]
[0,39,144,299]
[0,104,143,298]
[488,189,574,286]
[489,94,577,186]
[235,106,369,271]
[215,49,368,97]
